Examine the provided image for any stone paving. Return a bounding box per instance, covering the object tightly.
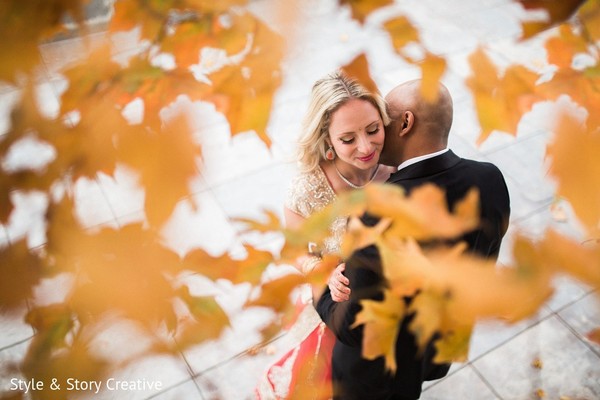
[1,0,599,399]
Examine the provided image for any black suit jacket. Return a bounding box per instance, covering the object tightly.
[316,150,510,400]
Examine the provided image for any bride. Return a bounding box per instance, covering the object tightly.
[256,70,394,399]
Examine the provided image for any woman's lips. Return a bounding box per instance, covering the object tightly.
[357,151,376,162]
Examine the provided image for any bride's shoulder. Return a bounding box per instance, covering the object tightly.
[285,165,335,217]
[375,165,396,182]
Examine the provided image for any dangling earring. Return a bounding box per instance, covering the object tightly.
[325,145,336,161]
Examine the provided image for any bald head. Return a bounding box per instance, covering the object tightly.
[380,79,453,166]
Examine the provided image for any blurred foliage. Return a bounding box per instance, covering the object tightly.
[0,0,599,398]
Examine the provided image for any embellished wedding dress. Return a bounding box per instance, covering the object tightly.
[255,166,346,400]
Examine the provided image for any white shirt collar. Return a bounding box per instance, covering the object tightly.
[397,148,449,171]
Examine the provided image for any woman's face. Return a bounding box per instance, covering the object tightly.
[328,98,384,171]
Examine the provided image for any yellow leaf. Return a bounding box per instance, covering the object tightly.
[245,273,304,314]
[118,112,201,227]
[547,113,600,233]
[517,0,586,38]
[183,0,248,13]
[419,52,447,103]
[409,291,444,350]
[538,230,600,289]
[578,0,600,41]
[383,15,420,52]
[0,0,86,82]
[340,216,391,259]
[341,53,379,96]
[0,240,43,309]
[433,324,472,363]
[109,0,167,40]
[182,245,272,286]
[366,183,479,242]
[204,12,283,145]
[545,25,587,69]
[376,236,430,297]
[466,47,540,143]
[176,286,230,341]
[339,0,394,24]
[353,290,404,371]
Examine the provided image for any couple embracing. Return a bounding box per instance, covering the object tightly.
[256,72,511,400]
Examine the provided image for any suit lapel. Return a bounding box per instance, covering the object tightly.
[387,150,461,183]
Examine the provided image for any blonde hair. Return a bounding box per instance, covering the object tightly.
[296,71,390,172]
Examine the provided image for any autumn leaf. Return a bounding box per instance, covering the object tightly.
[339,0,394,24]
[245,273,304,313]
[109,0,168,40]
[419,52,447,103]
[182,245,272,286]
[517,0,586,38]
[60,44,122,114]
[545,25,588,69]
[538,230,600,289]
[55,223,181,324]
[408,291,445,351]
[587,327,600,345]
[578,0,600,40]
[546,112,600,233]
[352,290,404,371]
[204,12,283,145]
[433,324,472,363]
[118,112,201,227]
[244,273,306,336]
[341,53,379,96]
[0,0,87,82]
[161,13,250,69]
[383,15,419,52]
[234,209,285,234]
[25,304,74,359]
[466,47,541,143]
[365,183,480,242]
[340,216,391,259]
[183,0,248,13]
[176,285,230,341]
[0,240,44,310]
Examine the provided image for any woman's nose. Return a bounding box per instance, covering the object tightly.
[357,134,372,153]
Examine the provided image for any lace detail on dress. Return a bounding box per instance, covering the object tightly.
[285,166,346,254]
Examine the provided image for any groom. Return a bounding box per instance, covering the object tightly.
[316,79,511,399]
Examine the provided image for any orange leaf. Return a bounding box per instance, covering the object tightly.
[545,25,588,69]
[578,0,600,41]
[352,290,404,371]
[0,240,43,310]
[183,245,272,286]
[419,52,447,103]
[547,113,600,233]
[0,0,86,82]
[183,0,248,13]
[204,12,283,145]
[518,0,586,38]
[341,53,379,96]
[339,0,394,24]
[587,327,600,345]
[176,285,230,340]
[383,15,420,52]
[466,47,540,143]
[365,183,480,242]
[118,112,201,227]
[109,0,167,40]
[245,273,304,313]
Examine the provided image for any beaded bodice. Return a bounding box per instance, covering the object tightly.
[285,166,346,254]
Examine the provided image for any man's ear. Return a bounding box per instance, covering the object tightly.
[400,111,414,136]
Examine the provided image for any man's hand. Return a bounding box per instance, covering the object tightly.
[328,263,351,302]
